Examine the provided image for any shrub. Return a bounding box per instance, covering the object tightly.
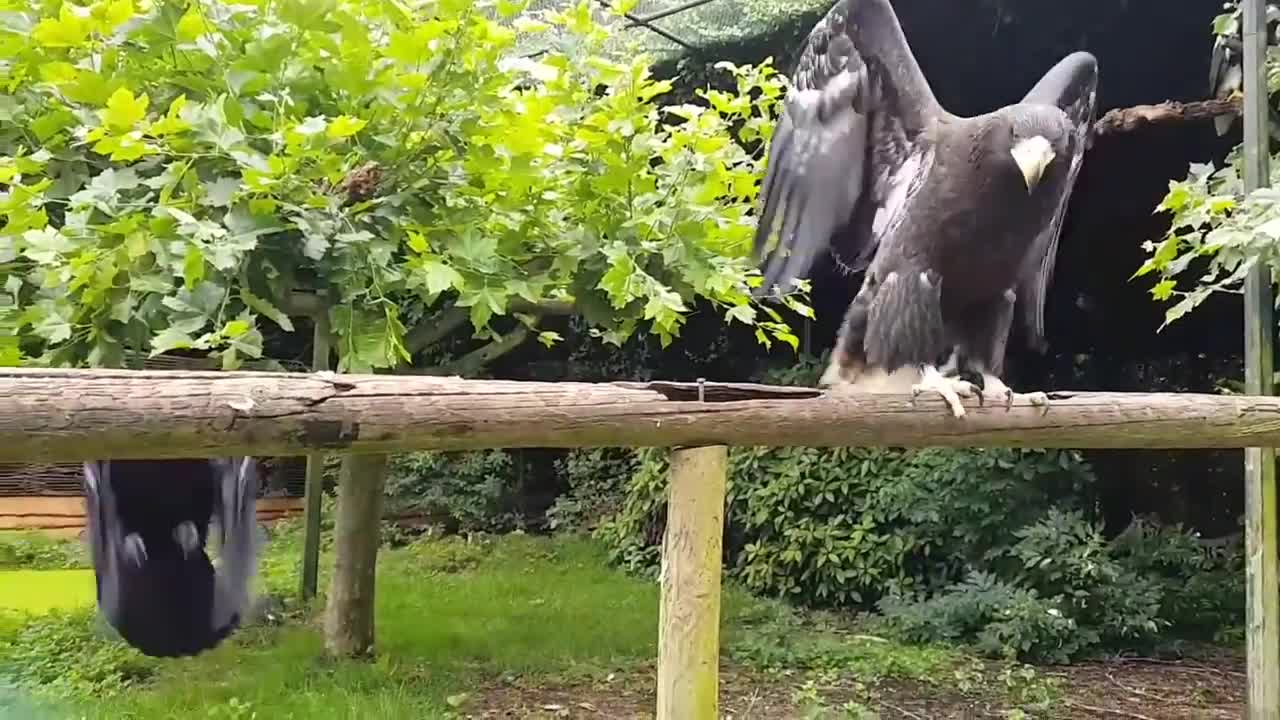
[0,532,87,570]
[546,447,641,533]
[384,450,522,534]
[597,442,1094,608]
[0,608,156,699]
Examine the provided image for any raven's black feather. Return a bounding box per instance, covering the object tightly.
[82,458,260,658]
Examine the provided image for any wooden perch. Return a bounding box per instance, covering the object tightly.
[6,368,1280,461]
[1092,97,1243,137]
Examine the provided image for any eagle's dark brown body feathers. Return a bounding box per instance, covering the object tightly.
[753,0,1097,416]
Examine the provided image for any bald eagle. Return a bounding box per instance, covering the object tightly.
[82,458,260,658]
[752,0,1097,417]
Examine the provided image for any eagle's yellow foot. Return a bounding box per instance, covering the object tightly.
[911,366,976,418]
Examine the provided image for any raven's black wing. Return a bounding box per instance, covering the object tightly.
[209,457,260,634]
[82,457,259,657]
[82,460,127,622]
[752,0,943,298]
[1014,51,1099,352]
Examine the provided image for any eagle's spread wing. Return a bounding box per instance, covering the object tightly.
[1013,51,1098,351]
[752,0,942,298]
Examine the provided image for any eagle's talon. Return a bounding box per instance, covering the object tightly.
[911,367,973,418]
[1026,391,1051,415]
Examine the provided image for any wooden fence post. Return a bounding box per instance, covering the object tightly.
[300,310,331,601]
[1242,1,1280,716]
[656,444,728,720]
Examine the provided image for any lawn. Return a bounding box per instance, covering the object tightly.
[0,528,1248,719]
[0,570,95,614]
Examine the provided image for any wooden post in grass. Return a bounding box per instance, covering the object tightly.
[300,310,332,602]
[1242,0,1280,715]
[656,444,728,720]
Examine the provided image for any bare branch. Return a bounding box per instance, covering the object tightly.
[1093,97,1242,137]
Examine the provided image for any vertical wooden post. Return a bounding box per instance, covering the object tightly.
[300,310,331,601]
[1242,1,1280,716]
[656,444,728,720]
[323,452,389,657]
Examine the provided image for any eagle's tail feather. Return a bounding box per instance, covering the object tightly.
[865,267,948,373]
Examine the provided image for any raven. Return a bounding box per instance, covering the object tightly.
[753,0,1097,417]
[82,458,260,658]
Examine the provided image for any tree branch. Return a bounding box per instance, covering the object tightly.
[441,323,535,377]
[402,299,573,357]
[404,306,470,355]
[1092,97,1242,137]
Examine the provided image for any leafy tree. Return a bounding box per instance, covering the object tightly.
[0,0,810,374]
[0,0,812,658]
[1135,2,1280,328]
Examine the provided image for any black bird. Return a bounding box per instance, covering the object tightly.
[82,457,260,658]
[752,0,1097,417]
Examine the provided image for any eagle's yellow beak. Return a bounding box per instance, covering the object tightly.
[1010,135,1056,192]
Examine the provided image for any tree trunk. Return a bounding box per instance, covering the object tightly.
[323,452,388,658]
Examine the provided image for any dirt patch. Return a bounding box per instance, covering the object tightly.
[1045,653,1245,720]
[461,652,1246,719]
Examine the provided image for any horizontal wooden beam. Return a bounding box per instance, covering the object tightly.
[3,368,1280,461]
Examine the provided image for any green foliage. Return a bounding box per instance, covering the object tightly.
[0,607,157,699]
[876,509,1242,663]
[0,531,87,570]
[384,450,522,533]
[545,447,641,532]
[0,0,807,371]
[1110,516,1246,641]
[1135,2,1280,325]
[597,442,1093,604]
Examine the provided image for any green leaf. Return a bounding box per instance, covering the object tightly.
[326,115,368,139]
[1150,279,1176,301]
[419,259,464,296]
[241,289,296,332]
[183,245,206,288]
[100,88,151,131]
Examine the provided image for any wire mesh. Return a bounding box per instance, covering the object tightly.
[496,0,832,61]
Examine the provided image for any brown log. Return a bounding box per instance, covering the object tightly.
[5,368,1280,458]
[1093,97,1242,137]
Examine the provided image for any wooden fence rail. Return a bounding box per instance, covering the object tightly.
[5,368,1280,461]
[5,367,1280,720]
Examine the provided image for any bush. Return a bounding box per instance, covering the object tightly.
[0,608,156,699]
[597,442,1094,607]
[384,450,522,534]
[0,532,87,570]
[546,448,641,533]
[877,571,1091,665]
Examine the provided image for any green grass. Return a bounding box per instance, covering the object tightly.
[0,528,1039,720]
[0,570,95,614]
[1,531,779,719]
